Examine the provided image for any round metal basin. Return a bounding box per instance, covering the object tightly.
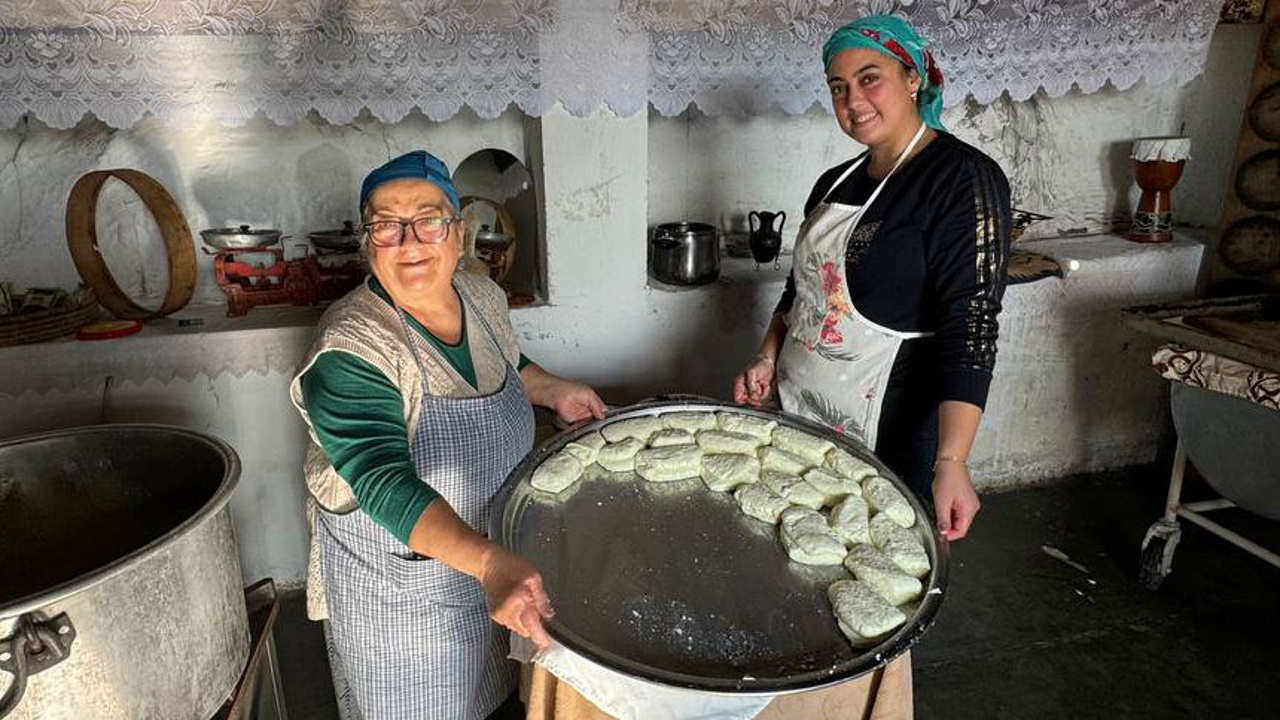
[1172,383,1280,520]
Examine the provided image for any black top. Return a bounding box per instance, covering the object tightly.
[776,132,1012,413]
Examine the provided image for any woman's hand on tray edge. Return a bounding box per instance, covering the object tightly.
[409,499,555,650]
[733,354,777,407]
[521,363,607,425]
[480,544,555,651]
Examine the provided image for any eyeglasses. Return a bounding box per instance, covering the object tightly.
[363,214,462,248]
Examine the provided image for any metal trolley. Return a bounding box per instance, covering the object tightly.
[1123,296,1280,589]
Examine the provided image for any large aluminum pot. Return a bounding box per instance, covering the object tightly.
[0,425,248,720]
[649,222,720,286]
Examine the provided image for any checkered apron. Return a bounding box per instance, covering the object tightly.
[315,291,535,720]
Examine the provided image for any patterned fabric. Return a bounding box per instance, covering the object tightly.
[292,272,520,515]
[317,305,535,719]
[1006,248,1063,285]
[958,148,1012,374]
[778,123,930,451]
[1152,344,1280,412]
[844,221,881,268]
[0,1,1221,127]
[292,271,522,620]
[821,15,946,131]
[777,132,1013,405]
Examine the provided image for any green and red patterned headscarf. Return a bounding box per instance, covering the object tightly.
[821,15,946,132]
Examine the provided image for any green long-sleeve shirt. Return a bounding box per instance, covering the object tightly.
[301,277,531,544]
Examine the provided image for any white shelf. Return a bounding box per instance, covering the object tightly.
[647,253,791,293]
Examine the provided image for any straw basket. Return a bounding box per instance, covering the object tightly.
[0,288,101,348]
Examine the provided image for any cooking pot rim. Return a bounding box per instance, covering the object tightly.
[654,221,717,235]
[0,424,241,618]
[201,226,282,237]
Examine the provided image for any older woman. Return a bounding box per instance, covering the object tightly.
[735,15,1012,544]
[291,150,606,720]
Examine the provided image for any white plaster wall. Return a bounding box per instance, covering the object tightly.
[977,237,1203,488]
[648,22,1263,242]
[0,372,311,587]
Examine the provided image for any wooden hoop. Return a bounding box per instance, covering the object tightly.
[65,169,197,319]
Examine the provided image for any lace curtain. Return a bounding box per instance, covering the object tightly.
[0,0,1222,128]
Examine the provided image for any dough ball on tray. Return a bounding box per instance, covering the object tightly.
[530,451,584,494]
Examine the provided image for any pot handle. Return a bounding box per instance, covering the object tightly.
[0,630,27,720]
[748,211,760,234]
[0,613,76,719]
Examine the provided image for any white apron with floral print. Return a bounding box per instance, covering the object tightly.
[778,123,931,451]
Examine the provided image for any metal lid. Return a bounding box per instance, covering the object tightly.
[199,225,283,249]
[201,225,281,238]
[655,221,716,238]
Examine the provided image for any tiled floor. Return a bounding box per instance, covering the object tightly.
[273,466,1280,719]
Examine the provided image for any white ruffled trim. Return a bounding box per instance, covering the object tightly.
[0,0,1222,128]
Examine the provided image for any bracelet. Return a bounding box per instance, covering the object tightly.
[933,454,968,471]
[754,354,776,366]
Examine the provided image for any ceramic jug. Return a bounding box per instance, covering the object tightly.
[748,210,785,268]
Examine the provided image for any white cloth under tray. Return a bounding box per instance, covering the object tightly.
[510,636,774,720]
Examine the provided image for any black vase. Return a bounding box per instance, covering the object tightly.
[749,210,785,267]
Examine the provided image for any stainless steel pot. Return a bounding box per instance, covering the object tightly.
[200,225,284,250]
[649,222,720,286]
[0,425,248,720]
[308,220,361,253]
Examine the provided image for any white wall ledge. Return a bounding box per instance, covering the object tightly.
[646,254,791,293]
[0,232,1204,398]
[1019,231,1205,276]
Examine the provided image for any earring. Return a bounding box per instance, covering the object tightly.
[910,90,918,101]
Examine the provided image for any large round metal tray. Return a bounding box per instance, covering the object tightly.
[490,399,949,695]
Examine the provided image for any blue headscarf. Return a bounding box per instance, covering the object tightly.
[359,150,460,215]
[821,15,946,132]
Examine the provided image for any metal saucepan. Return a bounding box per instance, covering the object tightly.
[649,222,720,286]
[490,399,948,695]
[200,225,285,250]
[308,220,361,253]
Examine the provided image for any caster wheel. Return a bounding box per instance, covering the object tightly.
[1140,535,1171,590]
[1140,520,1181,590]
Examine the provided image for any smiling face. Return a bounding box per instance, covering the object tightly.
[363,178,462,306]
[827,47,921,151]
